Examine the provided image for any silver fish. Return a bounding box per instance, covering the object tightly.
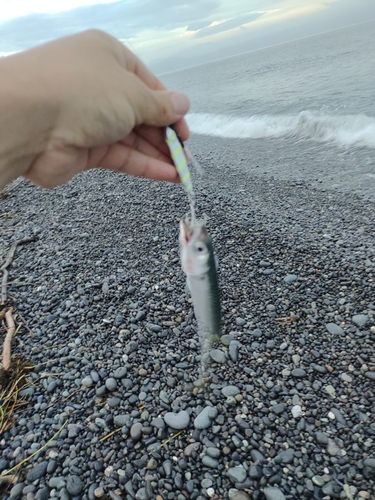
[179,219,221,344]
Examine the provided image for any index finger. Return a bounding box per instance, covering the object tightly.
[118,42,167,91]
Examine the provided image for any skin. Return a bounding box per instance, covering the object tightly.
[0,29,190,190]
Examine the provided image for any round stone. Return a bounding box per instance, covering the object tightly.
[163,411,190,430]
[81,376,93,387]
[105,378,117,391]
[194,406,218,430]
[221,386,240,397]
[66,475,84,496]
[210,349,226,363]
[284,274,298,283]
[291,369,306,378]
[263,487,286,500]
[130,422,143,440]
[227,466,247,483]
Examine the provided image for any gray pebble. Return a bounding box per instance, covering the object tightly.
[235,317,246,326]
[210,349,226,363]
[221,385,240,397]
[114,415,130,427]
[47,381,57,393]
[135,310,146,322]
[135,487,149,500]
[352,314,369,327]
[284,274,298,283]
[10,483,24,498]
[105,377,117,391]
[363,458,375,479]
[206,447,221,458]
[107,396,121,407]
[130,422,143,440]
[125,340,138,354]
[272,403,286,415]
[249,465,263,479]
[114,367,128,379]
[221,334,234,345]
[326,323,344,335]
[48,477,66,489]
[26,462,48,482]
[164,410,190,430]
[201,456,219,468]
[275,448,294,464]
[327,439,341,456]
[66,475,84,496]
[291,368,306,378]
[315,431,329,445]
[35,487,50,500]
[194,406,218,429]
[227,466,247,483]
[263,487,286,500]
[229,340,240,361]
[81,376,93,387]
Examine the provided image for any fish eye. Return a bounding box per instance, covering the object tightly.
[195,241,206,253]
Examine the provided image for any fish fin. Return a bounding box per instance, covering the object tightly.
[214,254,219,271]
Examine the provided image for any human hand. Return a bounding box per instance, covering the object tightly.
[0,30,190,188]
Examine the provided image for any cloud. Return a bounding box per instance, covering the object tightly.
[0,0,120,21]
[1,0,374,72]
[192,12,264,38]
[187,20,212,32]
[0,0,222,52]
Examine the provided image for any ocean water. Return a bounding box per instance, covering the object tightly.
[162,21,375,154]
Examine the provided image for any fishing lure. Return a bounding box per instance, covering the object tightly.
[165,125,194,196]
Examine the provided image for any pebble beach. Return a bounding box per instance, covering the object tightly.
[0,134,374,500]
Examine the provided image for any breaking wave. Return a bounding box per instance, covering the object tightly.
[187,111,375,149]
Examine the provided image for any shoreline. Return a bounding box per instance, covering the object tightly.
[0,147,374,499]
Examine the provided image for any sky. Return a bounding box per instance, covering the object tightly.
[1,0,375,73]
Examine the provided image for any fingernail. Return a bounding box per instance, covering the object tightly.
[170,92,190,116]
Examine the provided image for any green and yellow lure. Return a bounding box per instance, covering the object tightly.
[165,125,194,196]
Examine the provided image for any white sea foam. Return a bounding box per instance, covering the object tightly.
[187,111,375,149]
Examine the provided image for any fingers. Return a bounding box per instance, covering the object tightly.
[90,142,181,183]
[126,74,190,128]
[120,131,171,165]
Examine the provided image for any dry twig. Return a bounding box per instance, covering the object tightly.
[1,236,36,304]
[275,315,300,324]
[2,308,15,371]
[17,314,35,338]
[1,419,68,479]
[0,358,34,434]
[99,427,122,443]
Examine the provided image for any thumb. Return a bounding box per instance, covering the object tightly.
[132,85,190,127]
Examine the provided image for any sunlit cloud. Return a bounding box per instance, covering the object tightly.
[0,0,120,21]
[0,0,373,72]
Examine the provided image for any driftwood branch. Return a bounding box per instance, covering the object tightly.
[1,236,36,304]
[2,308,15,371]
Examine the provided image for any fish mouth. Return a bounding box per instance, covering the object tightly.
[179,220,194,245]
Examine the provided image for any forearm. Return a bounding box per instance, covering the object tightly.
[0,52,57,189]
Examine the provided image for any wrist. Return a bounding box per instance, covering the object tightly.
[0,52,58,189]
